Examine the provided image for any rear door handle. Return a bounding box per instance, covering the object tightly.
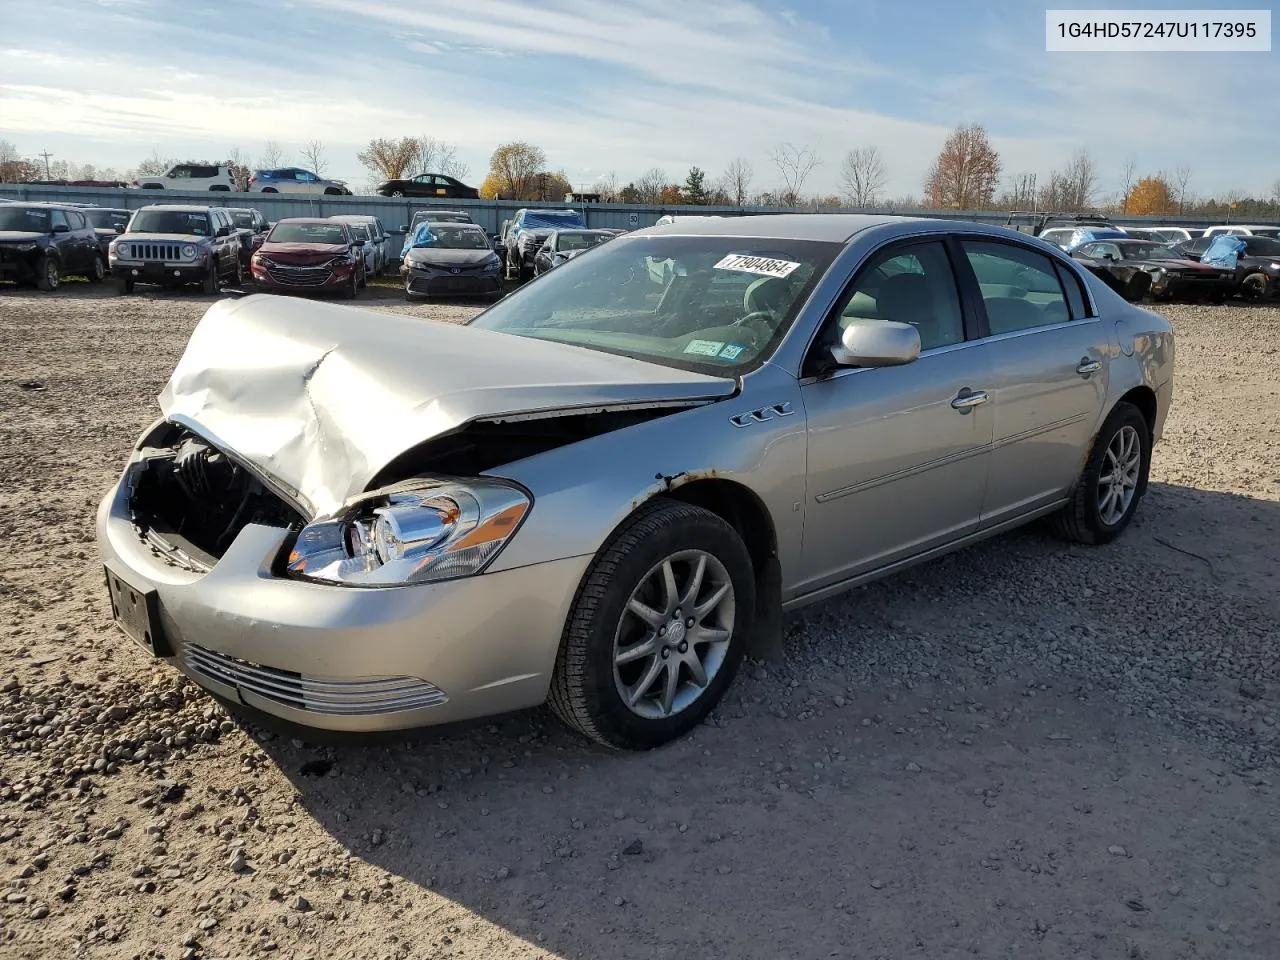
[1076,357,1102,376]
[951,389,989,411]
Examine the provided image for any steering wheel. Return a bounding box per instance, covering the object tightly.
[731,310,775,329]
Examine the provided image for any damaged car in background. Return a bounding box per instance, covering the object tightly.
[97,215,1174,749]
[1070,237,1233,302]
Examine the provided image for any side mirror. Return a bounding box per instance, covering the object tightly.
[399,224,410,233]
[830,319,921,368]
[114,225,126,234]
[52,223,70,234]
[216,225,230,237]
[353,239,365,247]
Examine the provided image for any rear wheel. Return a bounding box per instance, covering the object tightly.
[36,256,60,292]
[548,500,755,749]
[261,187,278,194]
[86,255,106,283]
[390,190,405,198]
[1050,401,1150,545]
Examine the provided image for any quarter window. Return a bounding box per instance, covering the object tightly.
[961,240,1072,335]
[832,241,965,351]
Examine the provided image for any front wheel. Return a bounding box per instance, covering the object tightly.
[87,255,106,283]
[118,277,135,295]
[36,256,60,292]
[201,264,218,295]
[1241,272,1270,300]
[548,500,755,749]
[1050,401,1151,545]
[390,190,405,198]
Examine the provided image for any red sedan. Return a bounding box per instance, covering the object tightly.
[250,219,365,298]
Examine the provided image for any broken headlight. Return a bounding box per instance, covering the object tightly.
[285,479,530,587]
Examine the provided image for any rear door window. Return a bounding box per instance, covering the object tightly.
[962,240,1073,334]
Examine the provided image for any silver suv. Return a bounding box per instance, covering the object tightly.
[109,205,244,294]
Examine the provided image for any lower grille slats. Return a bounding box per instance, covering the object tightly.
[185,643,447,715]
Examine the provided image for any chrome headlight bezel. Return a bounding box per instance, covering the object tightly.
[284,477,531,588]
[181,244,197,259]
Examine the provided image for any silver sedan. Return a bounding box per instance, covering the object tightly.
[97,215,1174,749]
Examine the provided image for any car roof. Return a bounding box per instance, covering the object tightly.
[274,217,345,225]
[137,204,218,212]
[329,214,378,221]
[638,213,925,243]
[5,202,88,210]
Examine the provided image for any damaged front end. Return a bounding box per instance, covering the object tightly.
[126,422,306,572]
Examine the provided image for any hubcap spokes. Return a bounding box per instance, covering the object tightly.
[613,550,734,720]
[1097,425,1141,526]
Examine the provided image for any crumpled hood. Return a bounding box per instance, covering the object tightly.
[159,295,736,517]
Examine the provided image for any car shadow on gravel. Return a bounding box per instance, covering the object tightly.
[231,480,1279,958]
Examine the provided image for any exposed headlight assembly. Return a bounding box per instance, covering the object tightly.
[181,244,197,259]
[285,478,530,587]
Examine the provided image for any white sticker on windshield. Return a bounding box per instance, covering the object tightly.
[684,339,725,356]
[713,254,801,278]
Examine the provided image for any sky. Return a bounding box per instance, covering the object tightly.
[1,0,1277,201]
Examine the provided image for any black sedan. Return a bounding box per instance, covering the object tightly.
[0,203,107,290]
[1070,238,1233,301]
[376,173,479,199]
[400,221,503,299]
[532,229,613,276]
[1174,235,1280,299]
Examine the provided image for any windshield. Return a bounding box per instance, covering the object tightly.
[519,211,584,230]
[412,224,490,250]
[469,236,839,374]
[0,207,52,232]
[411,212,471,228]
[85,209,131,230]
[1243,236,1280,256]
[557,232,607,251]
[229,211,256,227]
[130,210,211,235]
[268,222,348,245]
[1116,242,1180,260]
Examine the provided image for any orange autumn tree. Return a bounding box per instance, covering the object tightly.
[923,123,1001,209]
[1125,175,1177,216]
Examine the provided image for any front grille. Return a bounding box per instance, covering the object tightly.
[185,644,448,715]
[264,264,332,286]
[409,274,496,295]
[128,242,184,261]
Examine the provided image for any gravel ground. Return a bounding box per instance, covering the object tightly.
[1,284,1278,959]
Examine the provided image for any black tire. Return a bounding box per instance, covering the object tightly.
[209,185,230,191]
[324,187,341,196]
[232,257,244,287]
[343,271,358,299]
[86,255,106,283]
[201,263,218,296]
[36,255,60,292]
[261,187,278,194]
[390,190,405,198]
[548,499,755,750]
[1050,401,1151,545]
[1241,272,1270,300]
[119,277,135,295]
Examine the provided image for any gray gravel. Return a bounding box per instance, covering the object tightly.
[1,285,1278,958]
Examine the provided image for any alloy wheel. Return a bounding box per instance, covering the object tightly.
[612,550,735,720]
[45,259,60,290]
[1097,424,1141,526]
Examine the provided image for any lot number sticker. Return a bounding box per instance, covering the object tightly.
[714,254,801,278]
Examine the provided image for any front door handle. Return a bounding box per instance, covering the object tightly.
[951,389,989,411]
[1076,357,1102,376]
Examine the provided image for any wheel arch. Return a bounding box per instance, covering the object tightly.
[1114,384,1157,438]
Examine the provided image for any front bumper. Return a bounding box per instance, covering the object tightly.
[402,263,502,297]
[112,261,208,284]
[1150,273,1231,298]
[96,466,590,732]
[251,261,354,292]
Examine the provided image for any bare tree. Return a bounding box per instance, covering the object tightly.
[0,139,18,166]
[592,170,620,202]
[720,157,754,206]
[999,172,1038,210]
[633,167,668,204]
[135,148,175,177]
[300,140,328,176]
[839,146,887,208]
[487,142,547,199]
[771,143,820,206]
[1272,178,1280,203]
[225,147,252,190]
[1059,148,1099,209]
[1118,159,1137,214]
[261,139,285,169]
[1173,164,1193,213]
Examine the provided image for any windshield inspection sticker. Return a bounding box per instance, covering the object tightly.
[714,253,801,278]
[684,339,726,357]
[718,343,746,360]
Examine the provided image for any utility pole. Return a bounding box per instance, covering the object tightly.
[38,150,53,180]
